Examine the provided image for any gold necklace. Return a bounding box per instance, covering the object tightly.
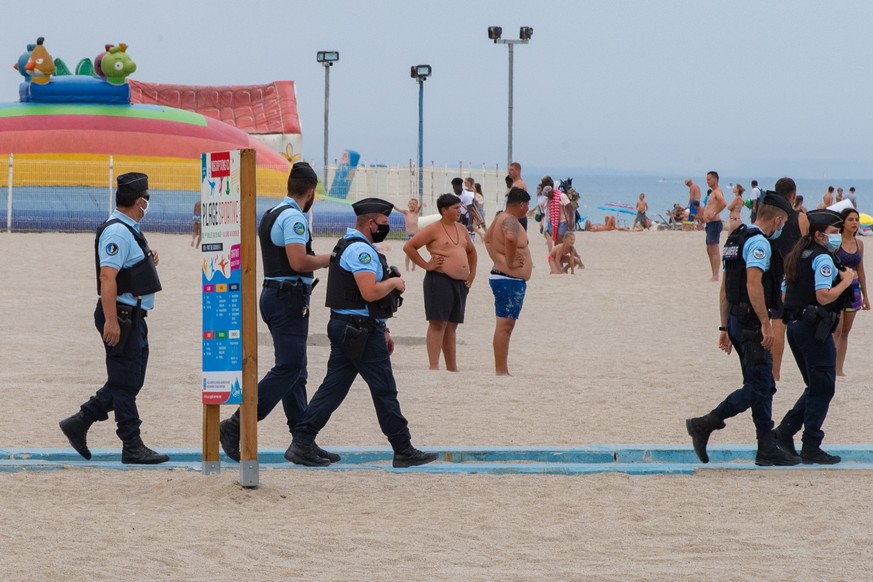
[441,220,459,245]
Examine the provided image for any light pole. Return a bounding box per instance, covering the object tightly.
[488,26,533,172]
[316,51,339,189]
[410,64,432,202]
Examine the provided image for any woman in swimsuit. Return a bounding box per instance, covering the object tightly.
[832,207,869,376]
[726,183,745,233]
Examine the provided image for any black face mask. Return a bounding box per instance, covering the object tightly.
[372,222,390,243]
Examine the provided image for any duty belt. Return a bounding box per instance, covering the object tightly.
[330,312,385,329]
[263,279,311,292]
[117,302,147,318]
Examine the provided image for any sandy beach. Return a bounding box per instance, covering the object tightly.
[2,227,872,580]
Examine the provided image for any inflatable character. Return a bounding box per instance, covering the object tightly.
[94,43,136,85]
[23,37,55,84]
[13,41,37,81]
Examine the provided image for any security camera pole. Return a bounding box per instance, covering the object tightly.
[488,26,533,172]
[317,51,339,190]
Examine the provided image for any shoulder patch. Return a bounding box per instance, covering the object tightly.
[820,264,833,277]
[105,242,119,256]
[358,252,372,264]
[293,222,306,235]
[752,247,765,260]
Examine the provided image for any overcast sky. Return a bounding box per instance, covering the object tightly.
[3,1,873,178]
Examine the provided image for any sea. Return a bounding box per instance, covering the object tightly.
[519,169,870,227]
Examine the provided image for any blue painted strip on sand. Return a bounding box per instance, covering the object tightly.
[4,446,873,474]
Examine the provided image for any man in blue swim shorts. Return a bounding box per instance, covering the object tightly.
[484,187,532,376]
[702,171,727,281]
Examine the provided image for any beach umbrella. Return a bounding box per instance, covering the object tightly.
[859,212,873,225]
[596,202,636,216]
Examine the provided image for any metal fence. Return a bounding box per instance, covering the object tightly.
[1,154,508,235]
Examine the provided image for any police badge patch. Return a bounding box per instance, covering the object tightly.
[105,243,119,256]
[820,264,833,277]
[359,252,372,264]
[293,222,306,235]
[752,247,765,260]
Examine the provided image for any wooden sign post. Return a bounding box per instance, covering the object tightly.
[200,148,259,488]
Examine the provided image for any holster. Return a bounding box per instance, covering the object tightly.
[803,305,838,342]
[729,302,755,325]
[739,326,769,366]
[343,324,370,361]
[112,311,134,356]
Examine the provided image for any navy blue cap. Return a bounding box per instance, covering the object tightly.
[352,198,393,216]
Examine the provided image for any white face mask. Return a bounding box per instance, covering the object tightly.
[139,198,150,218]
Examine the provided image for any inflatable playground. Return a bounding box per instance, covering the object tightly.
[0,37,371,233]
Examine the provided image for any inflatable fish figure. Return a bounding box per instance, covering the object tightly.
[24,37,55,84]
[95,43,136,85]
[13,41,37,81]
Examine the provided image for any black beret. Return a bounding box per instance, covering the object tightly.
[352,197,393,217]
[290,161,318,181]
[116,172,149,195]
[759,192,792,214]
[806,209,843,229]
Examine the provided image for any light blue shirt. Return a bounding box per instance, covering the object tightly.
[812,253,839,290]
[742,227,771,272]
[97,210,156,310]
[264,197,314,285]
[333,228,384,318]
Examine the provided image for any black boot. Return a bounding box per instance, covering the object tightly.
[313,443,341,463]
[685,413,725,463]
[800,445,841,465]
[284,442,330,466]
[393,446,439,468]
[755,431,801,466]
[773,425,798,457]
[59,411,94,460]
[219,417,241,462]
[121,436,170,464]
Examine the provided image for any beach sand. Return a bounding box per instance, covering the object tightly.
[1,227,872,580]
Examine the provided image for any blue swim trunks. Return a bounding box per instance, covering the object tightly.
[705,220,723,245]
[489,273,527,319]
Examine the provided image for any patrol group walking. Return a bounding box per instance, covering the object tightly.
[59,165,866,469]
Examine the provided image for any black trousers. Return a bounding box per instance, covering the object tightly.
[81,301,148,441]
[293,318,411,452]
[778,319,837,448]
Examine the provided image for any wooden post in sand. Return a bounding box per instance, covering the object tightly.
[200,149,259,488]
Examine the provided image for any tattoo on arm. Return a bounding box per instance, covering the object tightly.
[501,215,520,236]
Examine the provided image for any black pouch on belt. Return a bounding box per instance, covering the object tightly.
[285,284,310,318]
[343,324,370,361]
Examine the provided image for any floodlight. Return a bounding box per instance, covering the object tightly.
[519,27,533,41]
[316,51,339,64]
[410,64,432,79]
[488,26,503,41]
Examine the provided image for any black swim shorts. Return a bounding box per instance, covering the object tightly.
[424,270,468,323]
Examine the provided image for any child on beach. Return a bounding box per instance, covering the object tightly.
[548,232,585,274]
[394,198,425,271]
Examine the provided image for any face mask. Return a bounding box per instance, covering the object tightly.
[769,222,783,240]
[140,198,150,218]
[825,233,842,252]
[372,222,390,243]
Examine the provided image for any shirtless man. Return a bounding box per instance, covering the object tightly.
[394,198,425,271]
[484,187,532,376]
[685,178,702,229]
[818,186,834,209]
[702,171,727,281]
[508,162,527,191]
[403,193,477,371]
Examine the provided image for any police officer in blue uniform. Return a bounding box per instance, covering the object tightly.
[686,194,799,466]
[286,198,439,468]
[774,209,855,464]
[219,162,339,463]
[59,172,169,464]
